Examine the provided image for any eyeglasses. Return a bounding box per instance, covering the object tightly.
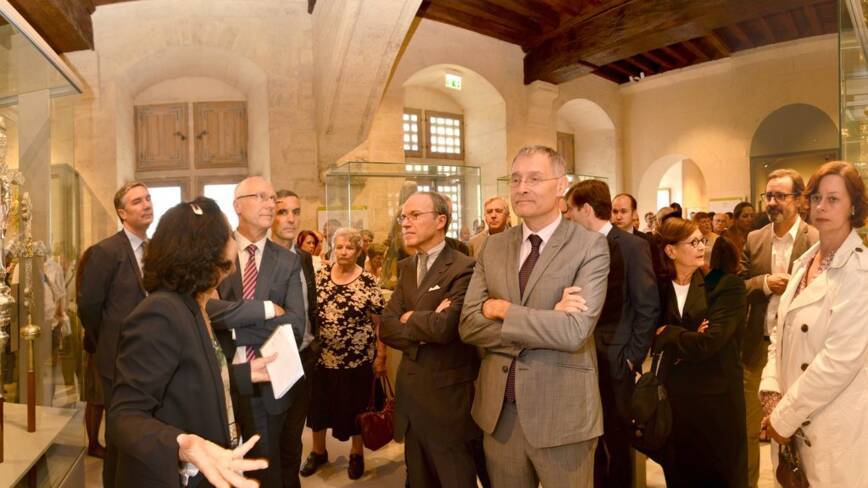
[509,175,561,188]
[761,191,798,202]
[396,211,438,224]
[236,192,277,203]
[680,237,709,248]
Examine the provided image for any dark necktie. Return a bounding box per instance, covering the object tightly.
[416,252,428,288]
[505,234,543,403]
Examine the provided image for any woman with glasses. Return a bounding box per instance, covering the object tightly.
[652,218,748,487]
[302,227,387,480]
[759,161,868,486]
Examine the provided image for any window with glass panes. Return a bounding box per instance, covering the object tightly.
[425,111,464,160]
[402,164,462,238]
[403,109,423,158]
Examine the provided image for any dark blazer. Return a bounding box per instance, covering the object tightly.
[595,232,625,358]
[446,236,470,256]
[109,290,230,488]
[214,239,306,415]
[598,226,660,377]
[293,247,319,345]
[635,229,665,279]
[77,231,147,380]
[654,270,748,487]
[380,244,481,445]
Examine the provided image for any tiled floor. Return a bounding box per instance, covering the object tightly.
[85,427,775,487]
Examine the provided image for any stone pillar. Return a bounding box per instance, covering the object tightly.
[17,89,51,406]
[524,81,559,148]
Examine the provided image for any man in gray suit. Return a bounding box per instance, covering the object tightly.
[740,168,818,488]
[460,145,610,487]
[381,191,481,487]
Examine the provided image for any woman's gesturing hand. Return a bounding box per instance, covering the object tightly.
[177,433,268,488]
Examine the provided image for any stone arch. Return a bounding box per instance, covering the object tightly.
[556,98,616,187]
[750,103,838,158]
[638,154,707,214]
[113,45,271,184]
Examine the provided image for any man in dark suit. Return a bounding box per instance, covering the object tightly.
[381,191,480,487]
[269,189,320,488]
[567,181,660,488]
[214,176,306,488]
[78,181,153,488]
[613,192,665,279]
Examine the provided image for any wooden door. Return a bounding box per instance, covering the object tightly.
[193,101,248,168]
[135,103,189,171]
[557,131,575,174]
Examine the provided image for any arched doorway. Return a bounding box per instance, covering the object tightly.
[750,103,838,209]
[556,99,616,188]
[638,154,707,216]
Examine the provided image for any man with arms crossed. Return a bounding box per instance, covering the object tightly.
[740,169,818,488]
[566,180,659,488]
[468,196,510,258]
[381,191,481,487]
[460,145,610,487]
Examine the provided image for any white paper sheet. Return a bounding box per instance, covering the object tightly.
[259,324,304,399]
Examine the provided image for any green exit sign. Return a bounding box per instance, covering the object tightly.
[445,73,462,90]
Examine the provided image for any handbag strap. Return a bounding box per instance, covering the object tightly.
[379,374,395,399]
[651,350,665,377]
[366,375,379,410]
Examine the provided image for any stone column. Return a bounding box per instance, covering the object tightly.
[524,81,559,148]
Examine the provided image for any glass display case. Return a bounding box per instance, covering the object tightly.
[0,3,85,487]
[840,1,868,190]
[324,161,482,288]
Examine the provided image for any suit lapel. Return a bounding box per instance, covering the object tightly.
[256,242,277,299]
[181,294,231,443]
[789,222,811,272]
[521,220,569,305]
[119,231,146,295]
[222,257,243,300]
[415,246,453,307]
[755,226,774,275]
[506,227,522,303]
[681,271,706,326]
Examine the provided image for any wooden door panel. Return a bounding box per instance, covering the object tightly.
[135,103,189,171]
[194,101,248,168]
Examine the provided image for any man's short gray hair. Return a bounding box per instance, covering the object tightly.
[512,145,566,176]
[332,227,362,256]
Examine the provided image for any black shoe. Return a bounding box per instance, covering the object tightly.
[348,453,365,480]
[300,451,328,477]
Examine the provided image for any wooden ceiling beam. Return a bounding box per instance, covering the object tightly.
[427,0,543,38]
[528,0,635,49]
[780,10,800,39]
[523,0,825,84]
[642,50,674,70]
[681,39,710,61]
[728,22,754,49]
[491,0,560,29]
[705,31,732,56]
[420,3,527,45]
[803,3,823,35]
[624,56,654,74]
[606,61,635,77]
[757,16,777,43]
[591,67,625,84]
[661,45,689,65]
[9,0,95,52]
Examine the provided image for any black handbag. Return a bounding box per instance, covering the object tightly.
[630,350,671,454]
[777,442,809,487]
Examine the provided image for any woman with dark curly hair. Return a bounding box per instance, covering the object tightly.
[108,197,271,487]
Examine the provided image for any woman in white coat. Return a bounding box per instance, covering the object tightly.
[759,160,868,486]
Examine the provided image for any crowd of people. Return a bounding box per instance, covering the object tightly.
[76,144,868,488]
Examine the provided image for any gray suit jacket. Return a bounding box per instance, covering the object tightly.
[739,220,818,368]
[459,219,610,448]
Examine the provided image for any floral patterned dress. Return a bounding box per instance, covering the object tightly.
[315,264,385,369]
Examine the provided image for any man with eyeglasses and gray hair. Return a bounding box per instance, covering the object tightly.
[740,168,818,488]
[460,145,609,487]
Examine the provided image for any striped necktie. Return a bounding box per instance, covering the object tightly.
[242,244,258,362]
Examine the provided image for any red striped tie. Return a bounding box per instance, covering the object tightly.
[242,244,258,362]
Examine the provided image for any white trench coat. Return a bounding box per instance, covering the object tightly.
[760,229,868,487]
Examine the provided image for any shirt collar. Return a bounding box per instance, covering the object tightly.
[123,228,145,250]
[598,221,613,236]
[775,216,801,242]
[420,239,447,258]
[522,215,562,245]
[236,231,267,254]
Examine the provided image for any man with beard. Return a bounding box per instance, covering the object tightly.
[740,169,817,488]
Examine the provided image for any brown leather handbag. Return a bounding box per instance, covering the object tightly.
[776,442,809,488]
[356,375,395,451]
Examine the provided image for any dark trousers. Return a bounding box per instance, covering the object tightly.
[236,395,289,488]
[101,375,117,488]
[279,347,316,488]
[405,425,479,488]
[594,352,635,488]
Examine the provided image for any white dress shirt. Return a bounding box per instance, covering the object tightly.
[763,217,801,336]
[598,221,613,237]
[519,215,562,266]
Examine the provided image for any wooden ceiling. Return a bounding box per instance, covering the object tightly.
[417,0,839,85]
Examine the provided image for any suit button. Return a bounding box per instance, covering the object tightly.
[802,420,811,427]
[502,366,509,373]
[801,363,809,371]
[801,324,809,332]
[856,247,863,253]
